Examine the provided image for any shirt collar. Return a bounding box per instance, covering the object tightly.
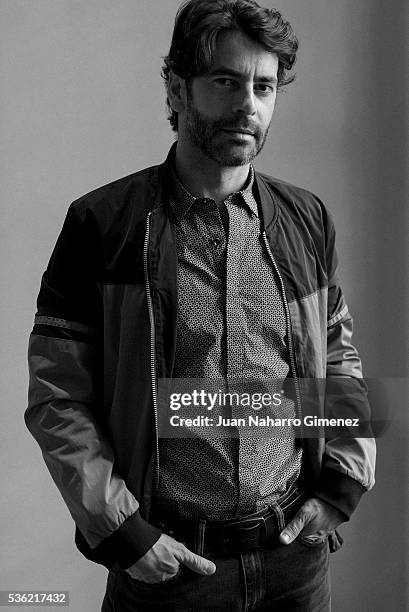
[169,163,258,219]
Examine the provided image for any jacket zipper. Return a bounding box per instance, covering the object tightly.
[262,231,304,432]
[143,212,160,487]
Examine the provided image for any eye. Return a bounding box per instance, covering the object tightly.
[254,83,275,95]
[213,77,236,88]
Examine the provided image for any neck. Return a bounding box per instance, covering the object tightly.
[174,139,251,203]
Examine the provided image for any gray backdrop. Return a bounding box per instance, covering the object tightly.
[1,1,408,610]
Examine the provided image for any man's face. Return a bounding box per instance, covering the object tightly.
[181,30,279,167]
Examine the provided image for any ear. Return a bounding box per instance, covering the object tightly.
[167,71,188,113]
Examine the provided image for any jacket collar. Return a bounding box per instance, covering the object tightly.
[254,172,279,231]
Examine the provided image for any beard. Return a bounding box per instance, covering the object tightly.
[184,94,270,167]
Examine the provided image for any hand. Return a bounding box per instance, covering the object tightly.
[279,497,345,545]
[125,533,216,584]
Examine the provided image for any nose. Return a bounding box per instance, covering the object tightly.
[231,84,256,116]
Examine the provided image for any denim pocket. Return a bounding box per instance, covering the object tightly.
[122,566,184,590]
[296,533,329,548]
[328,529,344,553]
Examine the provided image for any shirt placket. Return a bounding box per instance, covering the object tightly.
[226,202,259,512]
[225,202,245,379]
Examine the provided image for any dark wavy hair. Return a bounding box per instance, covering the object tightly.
[162,0,298,131]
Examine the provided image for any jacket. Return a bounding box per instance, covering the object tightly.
[25,146,376,570]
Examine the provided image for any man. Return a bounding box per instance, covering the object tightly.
[25,0,376,610]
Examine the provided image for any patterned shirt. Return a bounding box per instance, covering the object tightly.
[152,165,302,520]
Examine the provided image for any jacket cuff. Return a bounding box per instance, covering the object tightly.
[313,468,366,519]
[91,510,162,570]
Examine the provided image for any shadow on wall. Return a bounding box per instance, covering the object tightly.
[331,1,408,610]
[342,0,408,378]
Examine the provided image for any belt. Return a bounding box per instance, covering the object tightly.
[153,487,308,555]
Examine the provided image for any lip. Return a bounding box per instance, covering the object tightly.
[222,128,255,136]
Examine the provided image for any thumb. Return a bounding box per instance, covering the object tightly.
[279,504,312,545]
[176,546,216,576]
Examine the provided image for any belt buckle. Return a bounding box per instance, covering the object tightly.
[221,517,266,554]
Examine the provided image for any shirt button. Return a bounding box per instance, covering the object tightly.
[211,238,222,248]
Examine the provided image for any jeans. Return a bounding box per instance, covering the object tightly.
[101,537,330,611]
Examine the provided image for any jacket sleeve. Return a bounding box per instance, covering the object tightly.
[313,207,376,519]
[25,203,161,569]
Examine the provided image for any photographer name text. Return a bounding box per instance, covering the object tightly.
[169,415,360,428]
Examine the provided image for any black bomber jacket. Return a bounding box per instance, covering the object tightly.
[25,146,376,569]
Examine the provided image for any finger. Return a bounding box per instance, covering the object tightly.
[279,503,315,545]
[126,558,180,583]
[175,546,216,575]
[158,558,180,575]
